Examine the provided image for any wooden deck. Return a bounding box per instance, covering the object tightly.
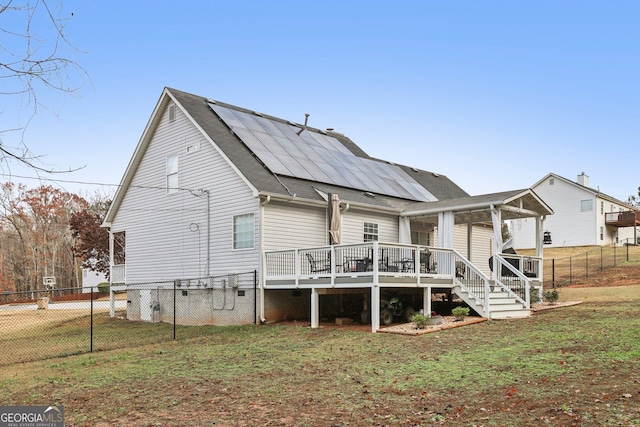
[605,211,640,227]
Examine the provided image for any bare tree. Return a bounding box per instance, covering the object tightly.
[0,0,87,172]
[628,186,640,208]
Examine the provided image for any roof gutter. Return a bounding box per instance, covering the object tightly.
[257,192,401,214]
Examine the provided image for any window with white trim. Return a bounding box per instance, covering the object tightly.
[166,154,179,194]
[580,199,593,212]
[233,213,255,250]
[363,222,378,242]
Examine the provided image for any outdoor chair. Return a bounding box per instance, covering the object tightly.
[305,253,332,274]
[488,247,536,278]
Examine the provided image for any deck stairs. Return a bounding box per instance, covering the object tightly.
[453,280,532,320]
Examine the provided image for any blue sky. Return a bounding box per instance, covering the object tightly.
[3,0,639,202]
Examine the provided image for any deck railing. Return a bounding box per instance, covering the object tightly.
[111,264,126,284]
[264,242,455,286]
[491,253,542,309]
[452,251,492,315]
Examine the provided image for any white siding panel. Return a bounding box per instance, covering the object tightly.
[111,101,259,282]
[263,202,327,250]
[513,177,597,249]
[341,209,399,244]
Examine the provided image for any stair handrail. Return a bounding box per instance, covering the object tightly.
[493,254,531,309]
[451,250,491,316]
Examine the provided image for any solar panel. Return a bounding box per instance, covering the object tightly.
[209,103,436,202]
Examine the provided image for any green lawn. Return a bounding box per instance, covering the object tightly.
[1,284,639,426]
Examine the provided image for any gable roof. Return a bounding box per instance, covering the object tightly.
[104,87,472,225]
[171,88,470,204]
[401,188,554,224]
[534,173,638,211]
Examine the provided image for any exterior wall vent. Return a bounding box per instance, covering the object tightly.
[168,104,176,122]
[186,142,201,154]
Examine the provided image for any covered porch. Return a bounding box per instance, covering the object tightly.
[262,189,553,332]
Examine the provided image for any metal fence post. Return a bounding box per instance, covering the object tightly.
[600,246,603,272]
[614,245,617,266]
[173,280,177,340]
[552,258,555,288]
[586,252,589,278]
[254,269,258,325]
[569,257,572,285]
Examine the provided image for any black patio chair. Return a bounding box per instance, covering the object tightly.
[305,253,332,273]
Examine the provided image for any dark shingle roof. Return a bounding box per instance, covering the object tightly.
[169,88,469,208]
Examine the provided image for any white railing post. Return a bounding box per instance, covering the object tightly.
[330,246,335,287]
[484,278,490,316]
[294,249,300,288]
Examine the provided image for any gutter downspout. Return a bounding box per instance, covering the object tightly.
[259,195,270,323]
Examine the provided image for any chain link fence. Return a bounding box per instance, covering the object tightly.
[544,242,640,287]
[0,271,257,366]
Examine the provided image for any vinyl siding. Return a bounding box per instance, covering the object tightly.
[434,224,493,276]
[513,177,598,249]
[111,101,259,282]
[263,202,327,250]
[341,209,399,244]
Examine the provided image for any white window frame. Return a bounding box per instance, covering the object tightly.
[166,154,179,194]
[580,199,593,212]
[363,222,379,242]
[233,213,255,250]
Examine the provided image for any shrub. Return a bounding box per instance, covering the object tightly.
[530,287,541,304]
[410,313,429,329]
[452,306,470,320]
[543,289,560,305]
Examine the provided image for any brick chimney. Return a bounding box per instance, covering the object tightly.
[577,172,589,187]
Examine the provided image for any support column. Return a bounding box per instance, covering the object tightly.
[371,286,380,332]
[467,216,473,262]
[423,287,431,315]
[311,288,319,329]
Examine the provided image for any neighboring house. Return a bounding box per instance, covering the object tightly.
[102,88,553,331]
[81,268,107,293]
[511,173,640,249]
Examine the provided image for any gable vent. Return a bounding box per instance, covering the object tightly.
[168,104,176,122]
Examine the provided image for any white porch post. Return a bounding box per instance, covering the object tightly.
[437,211,455,274]
[467,216,473,261]
[423,287,431,315]
[371,285,380,332]
[536,215,545,300]
[535,216,545,259]
[490,205,503,281]
[311,288,319,328]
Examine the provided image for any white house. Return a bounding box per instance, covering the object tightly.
[81,268,107,293]
[511,173,639,249]
[102,88,553,331]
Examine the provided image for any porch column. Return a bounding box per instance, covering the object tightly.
[535,216,545,258]
[423,287,431,316]
[467,216,473,261]
[311,288,319,329]
[437,211,455,274]
[371,285,380,332]
[490,205,503,281]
